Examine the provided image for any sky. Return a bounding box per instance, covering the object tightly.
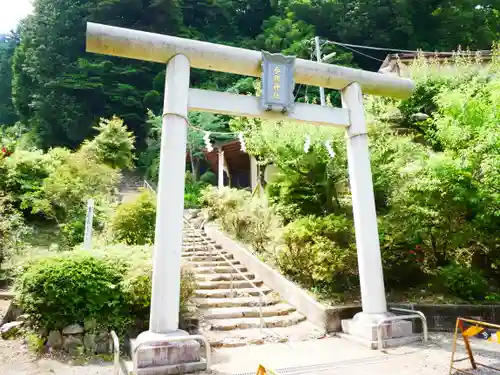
[0,0,33,33]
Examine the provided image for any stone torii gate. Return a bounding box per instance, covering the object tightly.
[86,22,414,372]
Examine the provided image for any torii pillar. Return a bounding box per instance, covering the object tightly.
[86,22,415,372]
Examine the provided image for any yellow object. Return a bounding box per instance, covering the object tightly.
[256,364,279,375]
[462,325,484,337]
[449,317,500,375]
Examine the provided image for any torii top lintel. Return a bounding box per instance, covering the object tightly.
[86,22,415,100]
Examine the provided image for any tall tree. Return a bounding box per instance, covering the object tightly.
[0,31,20,126]
[12,0,183,150]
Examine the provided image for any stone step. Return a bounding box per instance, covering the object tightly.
[207,312,306,331]
[204,321,325,348]
[188,260,241,267]
[182,239,217,244]
[194,286,272,298]
[196,279,263,290]
[182,244,222,251]
[201,303,295,319]
[194,272,256,282]
[193,265,248,274]
[193,296,280,308]
[181,251,231,259]
[183,234,209,239]
[183,255,234,263]
[182,238,215,242]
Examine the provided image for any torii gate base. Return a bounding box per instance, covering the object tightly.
[86,23,418,372]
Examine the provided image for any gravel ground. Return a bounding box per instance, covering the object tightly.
[0,300,114,375]
[0,338,115,375]
[1,320,499,375]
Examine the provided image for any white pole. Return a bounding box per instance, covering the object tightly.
[149,54,190,333]
[342,82,387,315]
[314,36,326,106]
[218,149,224,188]
[83,199,94,250]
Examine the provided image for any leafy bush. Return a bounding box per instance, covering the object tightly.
[111,189,156,245]
[201,186,250,220]
[16,253,128,331]
[184,173,208,209]
[438,264,493,302]
[0,193,31,284]
[123,261,196,321]
[33,149,120,247]
[81,116,135,170]
[201,186,280,252]
[15,246,197,334]
[199,171,216,185]
[0,149,50,213]
[278,215,357,291]
[378,217,427,288]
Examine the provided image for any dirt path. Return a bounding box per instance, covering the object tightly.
[0,301,115,375]
[0,338,115,375]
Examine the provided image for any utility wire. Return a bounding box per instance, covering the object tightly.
[324,39,484,56]
[324,40,428,54]
[332,42,384,62]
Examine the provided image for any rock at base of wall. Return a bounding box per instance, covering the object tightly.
[46,330,63,349]
[0,321,24,339]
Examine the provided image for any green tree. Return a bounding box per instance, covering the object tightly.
[0,31,19,126]
[81,116,136,170]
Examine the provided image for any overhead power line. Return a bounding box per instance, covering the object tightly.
[330,42,384,62]
[324,40,428,54]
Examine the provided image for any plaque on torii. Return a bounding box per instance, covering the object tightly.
[260,51,296,113]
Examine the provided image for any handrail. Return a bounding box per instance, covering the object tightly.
[110,331,120,375]
[183,215,266,331]
[143,180,155,193]
[133,334,211,374]
[391,307,428,342]
[143,180,265,331]
[376,308,428,350]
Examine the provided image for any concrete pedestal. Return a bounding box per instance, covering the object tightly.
[341,312,418,349]
[132,330,206,375]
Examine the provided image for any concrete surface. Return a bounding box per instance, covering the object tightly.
[1,332,499,375]
[204,225,333,332]
[211,333,499,375]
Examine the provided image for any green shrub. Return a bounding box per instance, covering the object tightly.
[278,215,357,291]
[184,173,208,209]
[201,186,250,220]
[15,246,198,335]
[201,186,280,252]
[123,262,196,322]
[199,171,216,185]
[0,149,50,213]
[0,193,31,284]
[438,264,492,301]
[80,116,135,170]
[378,217,427,289]
[111,189,156,245]
[16,253,128,331]
[33,149,120,247]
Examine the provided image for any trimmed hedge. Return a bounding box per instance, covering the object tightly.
[15,246,196,333]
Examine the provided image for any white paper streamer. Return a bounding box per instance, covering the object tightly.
[304,134,311,153]
[203,131,213,152]
[238,132,246,152]
[324,140,335,158]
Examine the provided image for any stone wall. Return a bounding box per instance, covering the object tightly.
[389,303,500,332]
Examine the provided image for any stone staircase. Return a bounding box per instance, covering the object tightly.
[182,217,324,348]
[118,173,148,203]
